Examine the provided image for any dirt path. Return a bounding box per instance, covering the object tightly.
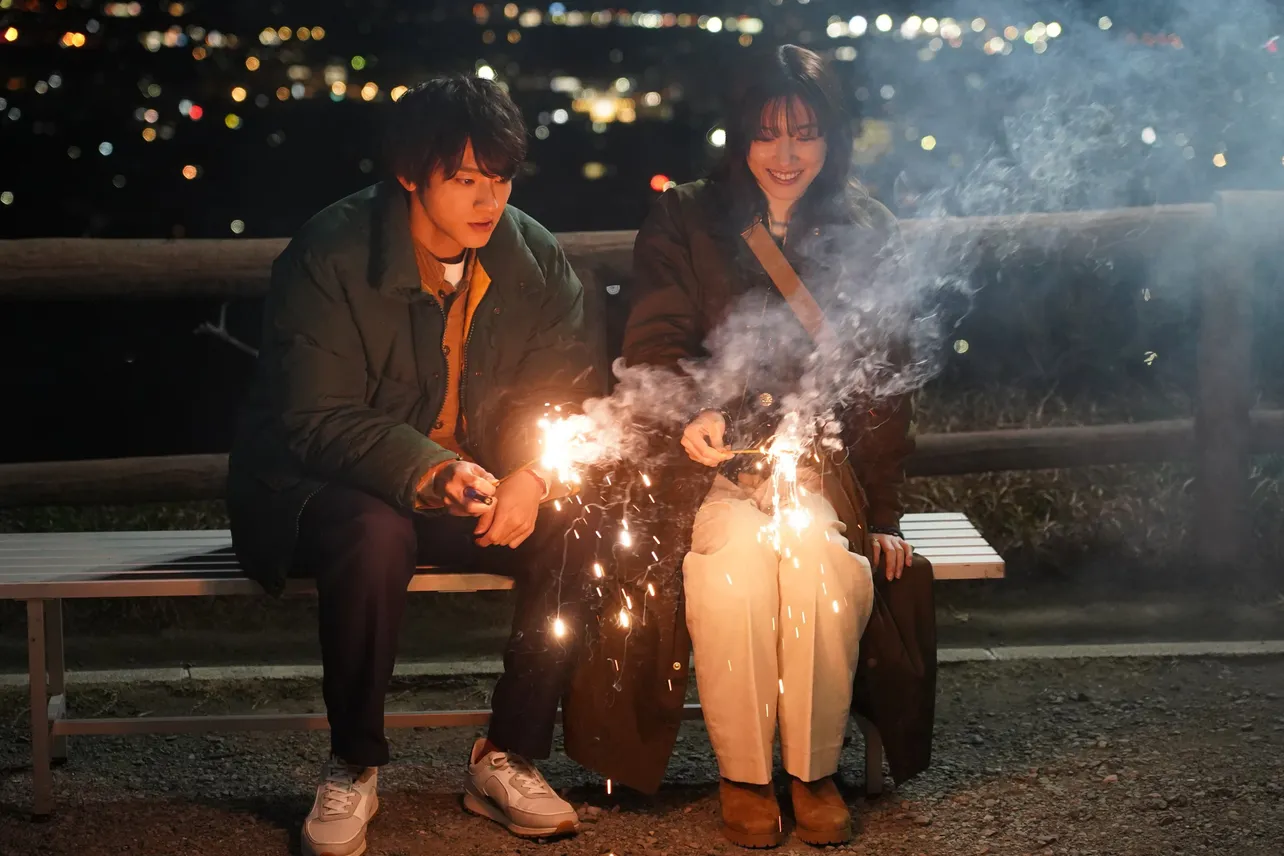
[1,657,1281,856]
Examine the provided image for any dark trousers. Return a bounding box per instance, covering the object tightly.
[292,484,595,768]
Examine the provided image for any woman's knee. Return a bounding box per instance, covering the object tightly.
[689,499,773,557]
[684,506,778,618]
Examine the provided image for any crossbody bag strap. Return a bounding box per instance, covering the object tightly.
[739,219,834,346]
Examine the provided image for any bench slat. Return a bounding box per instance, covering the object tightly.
[0,511,1002,598]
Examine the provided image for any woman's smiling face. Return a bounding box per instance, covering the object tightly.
[745,95,828,218]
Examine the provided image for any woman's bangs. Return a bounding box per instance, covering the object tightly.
[752,93,823,140]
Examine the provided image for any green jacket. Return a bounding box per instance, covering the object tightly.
[228,182,601,593]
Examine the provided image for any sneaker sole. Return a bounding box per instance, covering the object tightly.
[720,821,786,849]
[462,787,579,839]
[301,795,379,856]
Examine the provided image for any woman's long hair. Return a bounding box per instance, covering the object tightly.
[711,45,864,232]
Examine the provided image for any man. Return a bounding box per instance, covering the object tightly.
[227,75,601,856]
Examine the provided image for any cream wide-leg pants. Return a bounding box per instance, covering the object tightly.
[683,473,875,785]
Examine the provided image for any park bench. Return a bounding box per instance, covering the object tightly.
[1,513,1002,817]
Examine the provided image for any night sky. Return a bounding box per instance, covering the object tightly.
[1,0,1282,462]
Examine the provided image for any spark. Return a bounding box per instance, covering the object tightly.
[593,562,604,578]
[606,779,612,795]
[778,679,785,694]
[619,530,633,548]
[728,659,733,672]
[726,573,734,586]
[553,616,567,638]
[647,582,656,596]
[553,500,562,511]
[832,600,840,613]
[653,535,661,544]
[618,609,631,628]
[651,551,659,561]
[573,529,580,539]
[641,473,652,487]
[624,593,633,609]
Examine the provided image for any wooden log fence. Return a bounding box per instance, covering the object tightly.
[3,410,1284,508]
[2,191,1283,572]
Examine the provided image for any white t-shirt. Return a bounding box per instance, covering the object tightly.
[442,257,466,287]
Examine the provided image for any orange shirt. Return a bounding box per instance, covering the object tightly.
[413,244,492,461]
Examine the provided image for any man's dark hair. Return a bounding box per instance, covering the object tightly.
[385,74,527,184]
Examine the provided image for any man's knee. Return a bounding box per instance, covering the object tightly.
[302,488,416,587]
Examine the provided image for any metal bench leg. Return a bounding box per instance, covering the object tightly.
[46,598,67,764]
[26,599,54,818]
[854,714,885,797]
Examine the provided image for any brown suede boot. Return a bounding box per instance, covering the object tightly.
[718,779,785,848]
[789,776,853,846]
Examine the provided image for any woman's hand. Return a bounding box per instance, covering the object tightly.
[682,410,735,467]
[868,533,913,581]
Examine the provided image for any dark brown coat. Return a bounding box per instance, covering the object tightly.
[563,180,936,793]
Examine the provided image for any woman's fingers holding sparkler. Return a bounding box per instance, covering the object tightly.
[682,410,735,467]
[868,533,914,581]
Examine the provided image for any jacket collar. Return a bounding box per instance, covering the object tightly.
[370,181,425,300]
[369,180,542,301]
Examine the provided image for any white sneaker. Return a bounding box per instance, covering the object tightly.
[302,756,379,856]
[463,738,580,838]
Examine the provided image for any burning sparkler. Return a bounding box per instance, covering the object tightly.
[537,413,596,486]
[756,412,816,548]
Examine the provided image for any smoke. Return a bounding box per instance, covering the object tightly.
[561,0,1283,469]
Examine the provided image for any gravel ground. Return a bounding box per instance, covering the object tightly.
[1,657,1281,856]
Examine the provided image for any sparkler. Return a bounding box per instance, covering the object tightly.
[464,412,601,506]
[757,413,815,547]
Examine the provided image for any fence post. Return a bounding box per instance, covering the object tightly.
[1196,193,1276,574]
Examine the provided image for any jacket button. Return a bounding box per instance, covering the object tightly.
[493,306,502,314]
[672,662,682,671]
[442,345,451,356]
[434,420,444,429]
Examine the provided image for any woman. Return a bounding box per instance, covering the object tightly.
[621,45,927,847]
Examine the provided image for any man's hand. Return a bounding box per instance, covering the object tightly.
[423,461,497,517]
[868,533,914,581]
[682,410,734,467]
[475,469,544,548]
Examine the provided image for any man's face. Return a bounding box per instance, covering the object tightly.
[400,141,513,254]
